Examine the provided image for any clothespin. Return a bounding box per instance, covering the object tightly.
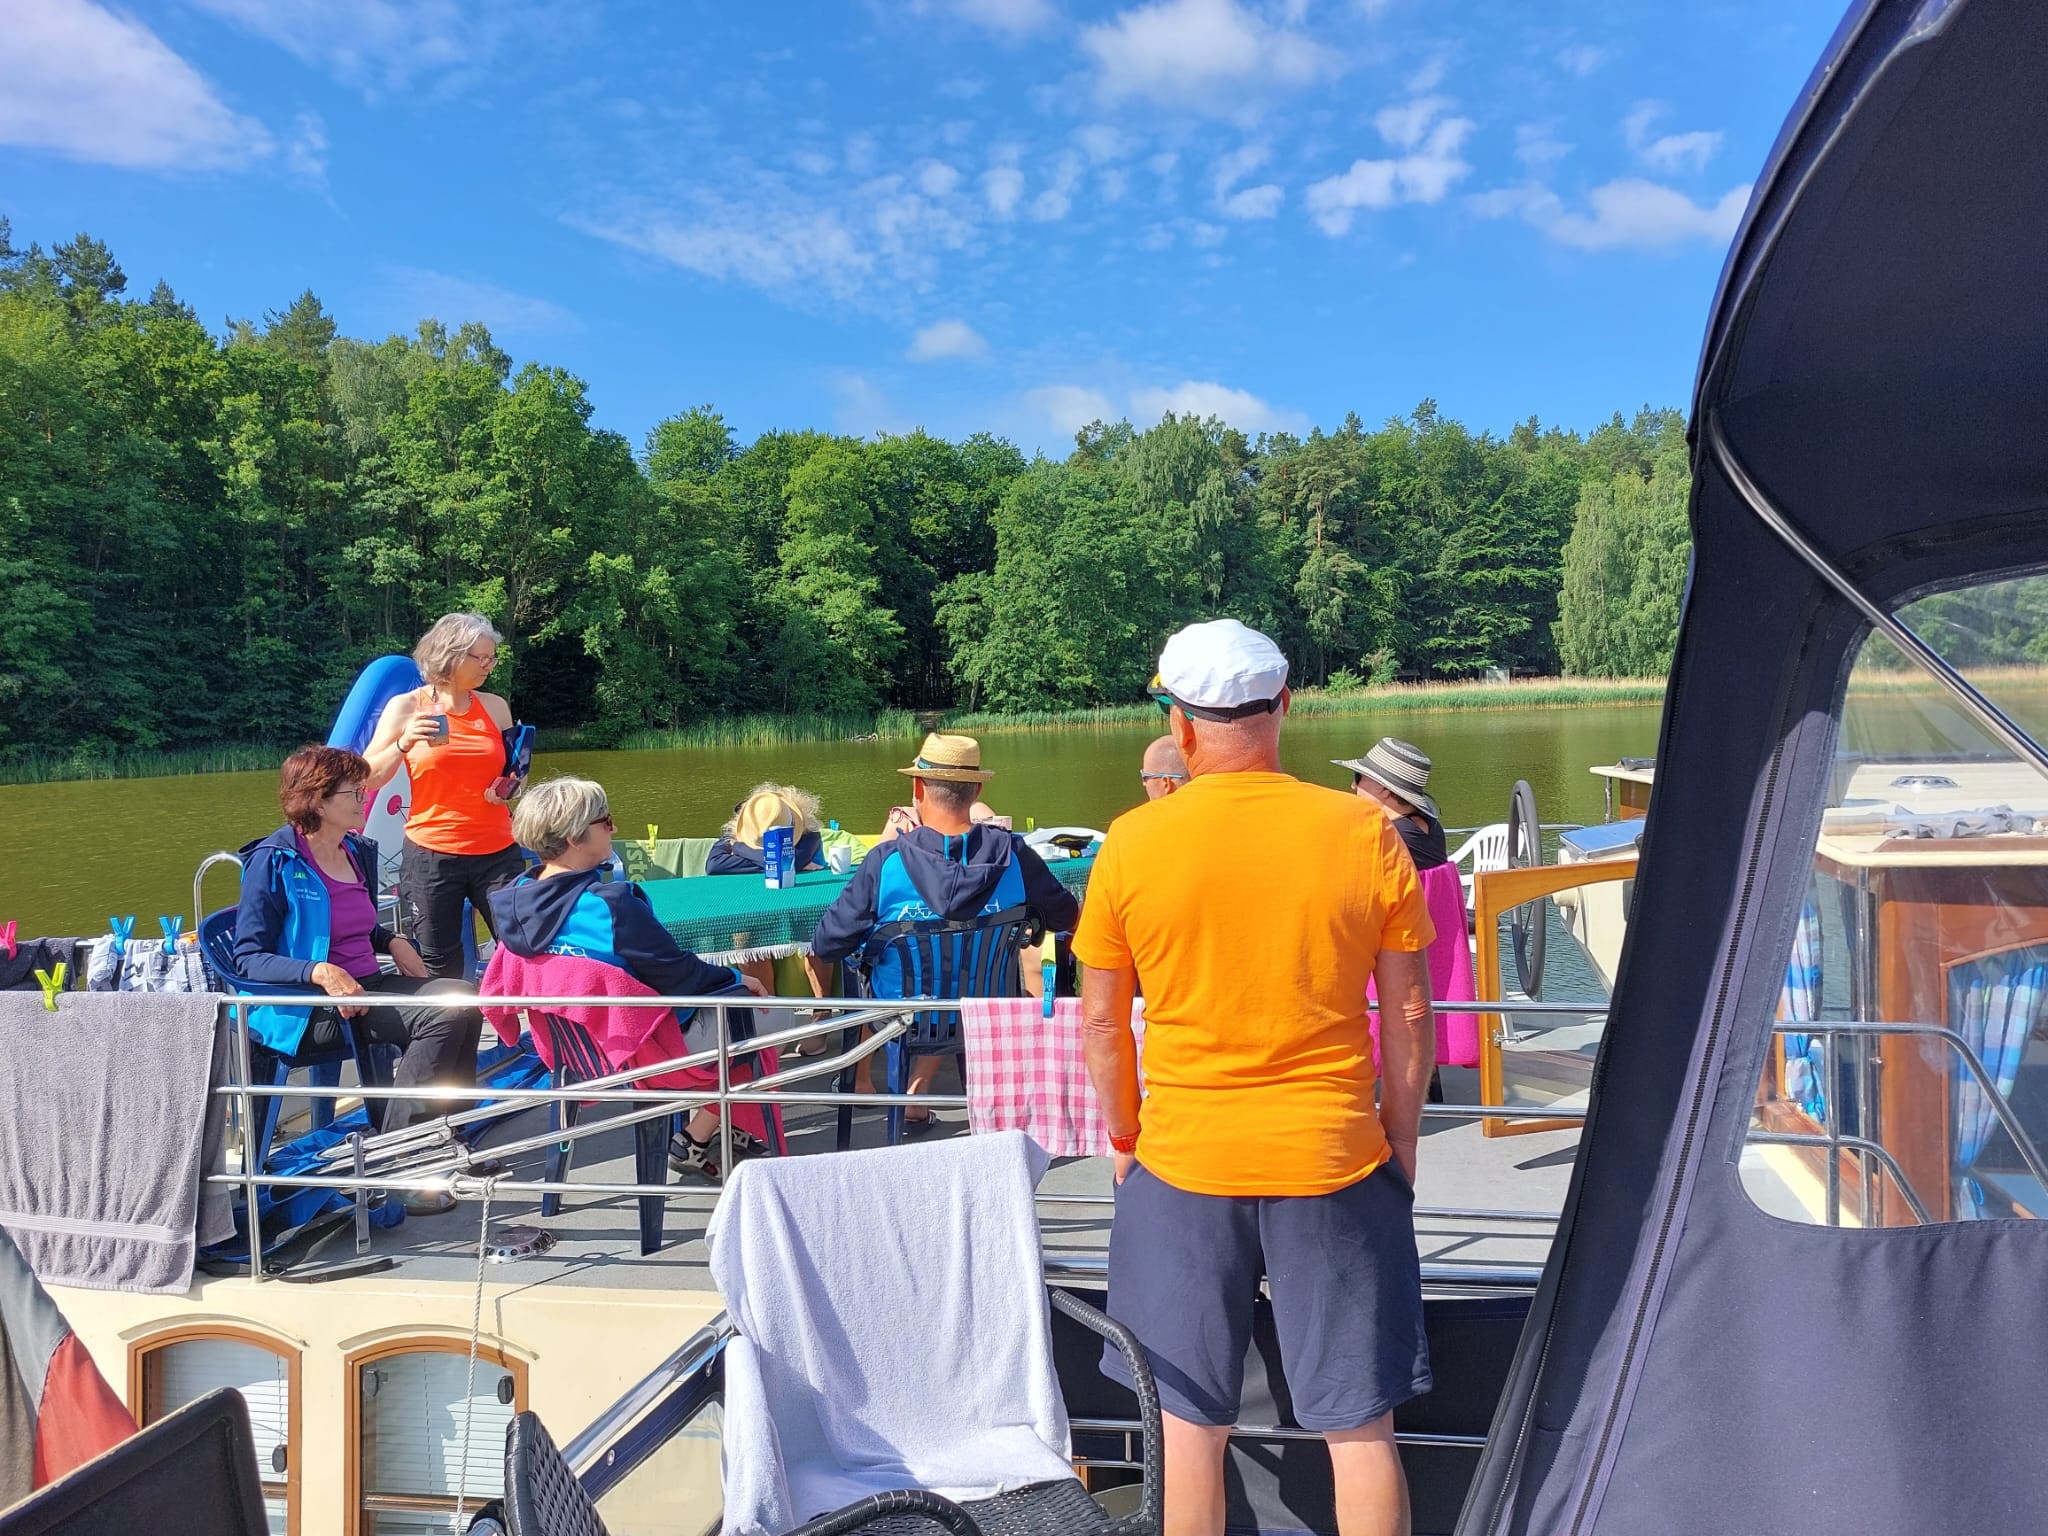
[1041,932,1058,1018]
[35,963,65,1011]
[0,920,15,961]
[109,914,135,947]
[158,915,185,951]
[643,824,661,854]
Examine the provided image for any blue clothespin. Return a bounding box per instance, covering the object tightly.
[1041,932,1058,1019]
[35,963,65,1011]
[158,915,184,951]
[109,914,135,947]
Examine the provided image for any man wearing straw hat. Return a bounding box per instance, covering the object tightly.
[811,734,1080,1132]
[1076,620,1437,1536]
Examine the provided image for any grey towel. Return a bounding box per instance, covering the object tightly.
[0,992,233,1295]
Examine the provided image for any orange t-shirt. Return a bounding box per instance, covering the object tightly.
[1072,771,1433,1197]
[402,692,515,855]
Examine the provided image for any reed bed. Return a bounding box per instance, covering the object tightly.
[613,709,924,753]
[947,676,1668,735]
[0,743,287,786]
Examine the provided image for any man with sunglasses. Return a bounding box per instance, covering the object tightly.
[1076,618,1437,1536]
[1138,735,1188,801]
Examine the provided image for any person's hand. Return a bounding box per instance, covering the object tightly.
[398,712,442,750]
[1113,1150,1136,1185]
[1388,1132,1417,1186]
[737,973,771,998]
[388,937,429,980]
[310,961,367,1018]
[482,781,506,805]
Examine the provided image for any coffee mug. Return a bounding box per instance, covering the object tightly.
[827,845,854,874]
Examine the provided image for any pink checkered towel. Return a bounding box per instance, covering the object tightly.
[960,997,1144,1157]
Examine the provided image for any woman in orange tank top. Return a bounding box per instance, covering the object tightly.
[364,612,530,978]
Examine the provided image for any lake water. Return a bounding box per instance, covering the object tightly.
[0,703,1662,938]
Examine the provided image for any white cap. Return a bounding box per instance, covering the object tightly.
[1157,619,1290,711]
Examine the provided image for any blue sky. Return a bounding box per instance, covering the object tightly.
[0,0,1847,457]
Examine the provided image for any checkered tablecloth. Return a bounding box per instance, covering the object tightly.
[959,996,1143,1158]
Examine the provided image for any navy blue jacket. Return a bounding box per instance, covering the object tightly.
[706,830,824,876]
[810,825,1080,967]
[488,867,741,998]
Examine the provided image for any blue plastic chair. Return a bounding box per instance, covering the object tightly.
[840,904,1042,1147]
[198,907,391,1171]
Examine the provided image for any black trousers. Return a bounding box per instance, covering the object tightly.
[304,972,480,1131]
[398,839,527,979]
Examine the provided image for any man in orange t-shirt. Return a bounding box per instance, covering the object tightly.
[1075,619,1436,1536]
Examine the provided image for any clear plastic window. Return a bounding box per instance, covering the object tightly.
[1740,574,2048,1225]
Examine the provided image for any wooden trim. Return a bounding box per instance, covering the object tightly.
[1474,859,1638,1138]
[126,1321,302,1536]
[343,1335,529,1536]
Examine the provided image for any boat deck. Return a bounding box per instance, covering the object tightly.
[295,1066,1574,1292]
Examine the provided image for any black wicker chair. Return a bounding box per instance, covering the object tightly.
[499,1288,1161,1536]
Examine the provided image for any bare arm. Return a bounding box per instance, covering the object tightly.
[1081,961,1143,1182]
[1373,946,1434,1184]
[480,690,514,733]
[361,693,425,790]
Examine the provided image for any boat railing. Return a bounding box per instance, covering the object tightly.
[204,992,1605,1274]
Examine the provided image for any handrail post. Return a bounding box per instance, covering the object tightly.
[716,1001,732,1188]
[233,998,264,1281]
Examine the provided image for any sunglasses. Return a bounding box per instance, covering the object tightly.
[1139,771,1187,784]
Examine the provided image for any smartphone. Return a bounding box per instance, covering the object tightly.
[489,772,521,800]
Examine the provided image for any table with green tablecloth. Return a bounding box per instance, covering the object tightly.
[642,857,1096,964]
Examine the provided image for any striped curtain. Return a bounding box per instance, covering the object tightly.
[1950,955,2046,1219]
[1778,896,1825,1118]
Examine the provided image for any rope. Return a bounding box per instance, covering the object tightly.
[452,1175,498,1528]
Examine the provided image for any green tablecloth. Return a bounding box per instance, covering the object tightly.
[643,857,1096,962]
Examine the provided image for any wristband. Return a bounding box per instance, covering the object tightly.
[1108,1130,1140,1154]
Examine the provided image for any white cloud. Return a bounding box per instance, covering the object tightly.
[1030,152,1082,221]
[908,318,989,362]
[1028,384,1118,437]
[1131,380,1307,433]
[1557,44,1607,78]
[983,163,1026,218]
[1405,57,1447,94]
[830,372,912,437]
[285,112,328,182]
[1212,142,1282,218]
[1375,94,1452,152]
[793,148,835,176]
[1473,178,1750,251]
[845,133,880,176]
[918,160,962,197]
[1076,123,1128,163]
[0,0,271,171]
[1190,221,1228,247]
[1623,102,1722,174]
[1514,122,1570,169]
[1081,0,1339,113]
[376,265,580,335]
[1221,183,1284,218]
[1099,166,1130,202]
[1304,98,1473,235]
[912,0,1059,36]
[191,0,532,93]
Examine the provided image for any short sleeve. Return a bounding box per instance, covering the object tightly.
[1372,813,1436,953]
[1070,834,1132,971]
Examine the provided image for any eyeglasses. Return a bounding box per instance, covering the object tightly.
[590,815,615,831]
[1151,691,1174,718]
[465,649,500,671]
[1139,772,1186,784]
[330,786,370,804]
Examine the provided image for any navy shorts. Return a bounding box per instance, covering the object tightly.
[1102,1161,1431,1432]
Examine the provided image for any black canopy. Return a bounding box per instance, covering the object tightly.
[1463,3,2048,1531]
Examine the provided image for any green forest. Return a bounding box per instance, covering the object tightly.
[0,220,1695,770]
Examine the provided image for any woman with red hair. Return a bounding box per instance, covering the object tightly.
[233,745,476,1214]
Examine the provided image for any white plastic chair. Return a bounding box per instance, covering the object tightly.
[1450,822,1510,910]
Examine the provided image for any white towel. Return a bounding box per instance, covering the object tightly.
[708,1131,1074,1536]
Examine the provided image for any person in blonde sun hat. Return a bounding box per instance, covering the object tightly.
[810,733,1079,1132]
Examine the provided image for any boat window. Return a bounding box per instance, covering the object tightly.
[351,1342,523,1536]
[592,1398,725,1536]
[134,1330,296,1536]
[1739,572,2048,1226]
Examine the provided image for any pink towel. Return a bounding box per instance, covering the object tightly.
[1366,862,1480,1068]
[959,998,1144,1157]
[480,948,778,1142]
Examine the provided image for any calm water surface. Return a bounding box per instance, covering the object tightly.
[0,704,1662,937]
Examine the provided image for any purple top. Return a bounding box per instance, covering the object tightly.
[298,832,381,980]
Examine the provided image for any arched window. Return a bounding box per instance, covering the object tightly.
[346,1339,526,1536]
[129,1325,298,1536]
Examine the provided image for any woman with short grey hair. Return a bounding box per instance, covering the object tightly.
[487,775,775,1179]
[363,611,528,977]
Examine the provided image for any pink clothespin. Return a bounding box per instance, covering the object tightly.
[0,920,15,961]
